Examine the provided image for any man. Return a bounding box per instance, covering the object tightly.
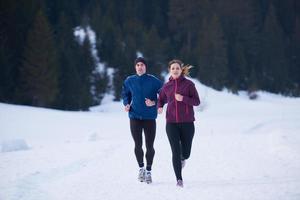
[122,57,162,184]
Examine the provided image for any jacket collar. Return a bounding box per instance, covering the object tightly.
[169,74,185,82]
[136,73,147,78]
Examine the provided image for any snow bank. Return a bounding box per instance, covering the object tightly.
[1,139,30,153]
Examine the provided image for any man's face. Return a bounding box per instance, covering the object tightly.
[135,62,146,76]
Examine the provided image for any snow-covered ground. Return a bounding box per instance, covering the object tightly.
[1,80,300,200]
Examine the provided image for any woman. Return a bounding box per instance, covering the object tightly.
[158,59,200,187]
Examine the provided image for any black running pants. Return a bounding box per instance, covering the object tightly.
[166,122,195,181]
[130,119,156,171]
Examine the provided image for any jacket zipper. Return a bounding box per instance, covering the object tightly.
[175,79,179,122]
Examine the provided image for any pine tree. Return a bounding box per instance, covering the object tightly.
[260,4,289,93]
[0,0,40,103]
[237,0,262,91]
[141,26,168,76]
[216,0,262,92]
[196,13,228,90]
[168,0,204,61]
[231,41,248,92]
[0,1,14,102]
[111,0,146,101]
[55,12,85,110]
[18,9,59,107]
[273,0,297,35]
[0,34,14,102]
[290,15,300,95]
[76,37,94,110]
[249,67,259,95]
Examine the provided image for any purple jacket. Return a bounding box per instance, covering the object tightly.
[158,75,200,123]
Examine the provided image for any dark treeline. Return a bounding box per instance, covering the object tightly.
[1,0,299,110]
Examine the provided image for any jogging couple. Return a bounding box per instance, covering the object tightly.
[122,57,200,187]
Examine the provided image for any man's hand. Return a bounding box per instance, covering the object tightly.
[145,98,155,107]
[124,104,130,112]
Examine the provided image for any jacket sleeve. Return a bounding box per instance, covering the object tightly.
[157,87,167,108]
[157,79,163,94]
[182,83,200,106]
[121,79,131,106]
[154,78,163,105]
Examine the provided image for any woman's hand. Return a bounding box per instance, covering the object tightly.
[158,107,163,114]
[175,93,183,101]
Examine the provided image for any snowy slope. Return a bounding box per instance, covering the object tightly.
[1,79,300,200]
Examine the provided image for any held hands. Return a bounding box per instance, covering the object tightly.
[175,93,183,101]
[145,98,155,107]
[124,104,130,112]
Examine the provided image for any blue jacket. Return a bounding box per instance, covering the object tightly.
[122,74,163,120]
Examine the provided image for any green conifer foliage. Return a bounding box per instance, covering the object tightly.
[196,14,228,90]
[19,9,59,107]
[260,4,289,93]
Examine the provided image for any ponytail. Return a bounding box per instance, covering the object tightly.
[182,64,193,76]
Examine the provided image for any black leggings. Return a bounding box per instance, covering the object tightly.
[130,119,156,171]
[166,122,195,181]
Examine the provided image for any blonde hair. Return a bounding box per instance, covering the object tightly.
[168,59,193,76]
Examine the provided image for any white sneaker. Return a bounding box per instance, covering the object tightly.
[176,179,183,187]
[145,170,152,184]
[138,168,145,182]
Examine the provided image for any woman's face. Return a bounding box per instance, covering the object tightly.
[169,63,182,79]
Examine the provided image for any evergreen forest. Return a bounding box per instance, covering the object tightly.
[1,0,299,110]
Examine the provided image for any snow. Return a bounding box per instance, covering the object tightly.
[73,27,86,44]
[136,51,144,58]
[1,139,30,153]
[74,26,105,73]
[1,79,300,200]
